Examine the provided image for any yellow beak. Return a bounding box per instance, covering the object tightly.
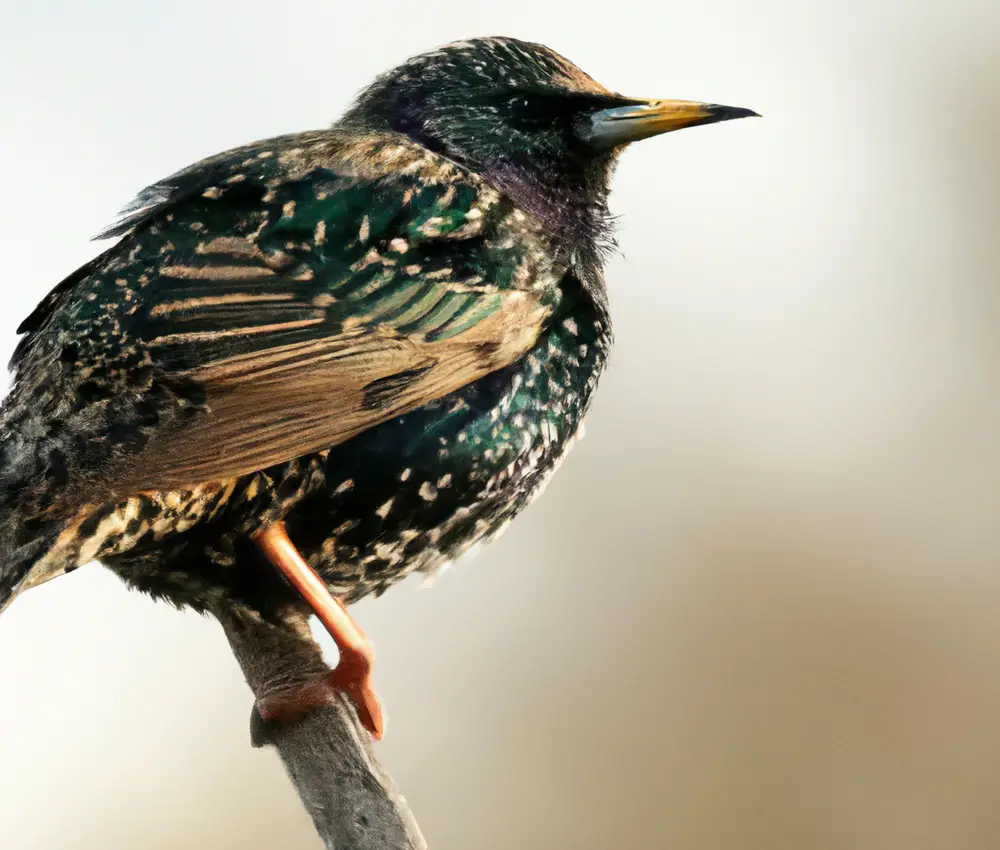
[585,99,759,148]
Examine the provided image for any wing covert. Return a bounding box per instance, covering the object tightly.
[10,130,560,497]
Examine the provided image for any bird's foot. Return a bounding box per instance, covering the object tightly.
[327,645,384,740]
[251,521,385,740]
[253,647,383,742]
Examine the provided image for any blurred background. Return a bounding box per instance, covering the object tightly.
[1,0,999,847]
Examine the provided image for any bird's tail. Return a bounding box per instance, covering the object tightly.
[0,530,57,615]
[0,430,65,615]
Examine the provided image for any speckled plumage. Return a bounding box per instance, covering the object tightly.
[0,36,753,624]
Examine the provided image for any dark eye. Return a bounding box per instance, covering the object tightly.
[502,94,563,127]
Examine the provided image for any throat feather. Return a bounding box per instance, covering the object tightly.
[482,160,617,258]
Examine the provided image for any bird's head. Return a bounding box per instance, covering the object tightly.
[342,36,756,252]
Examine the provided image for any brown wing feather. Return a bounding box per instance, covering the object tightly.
[131,291,547,489]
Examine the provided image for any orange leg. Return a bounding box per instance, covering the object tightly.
[252,522,384,740]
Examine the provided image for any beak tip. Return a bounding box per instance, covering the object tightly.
[706,104,761,121]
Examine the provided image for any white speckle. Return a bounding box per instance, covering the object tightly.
[389,237,409,253]
[420,215,445,236]
[400,468,412,482]
[437,474,452,488]
[358,215,370,242]
[334,479,354,494]
[377,498,394,519]
[375,542,404,565]
[562,318,579,336]
[353,247,381,271]
[419,481,438,501]
[579,343,588,357]
[282,201,296,219]
[315,220,326,244]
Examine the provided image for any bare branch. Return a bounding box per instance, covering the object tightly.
[220,608,426,850]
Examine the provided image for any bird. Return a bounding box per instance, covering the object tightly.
[0,36,756,739]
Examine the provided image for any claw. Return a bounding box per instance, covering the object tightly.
[329,649,384,740]
[254,661,384,740]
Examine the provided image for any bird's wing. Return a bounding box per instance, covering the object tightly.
[11,130,558,497]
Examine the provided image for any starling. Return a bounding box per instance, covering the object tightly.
[0,37,755,738]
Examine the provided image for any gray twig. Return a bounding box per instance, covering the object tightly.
[220,608,426,850]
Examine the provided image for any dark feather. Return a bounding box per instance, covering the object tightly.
[8,129,559,501]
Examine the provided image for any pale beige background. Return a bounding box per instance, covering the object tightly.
[1,1,999,848]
